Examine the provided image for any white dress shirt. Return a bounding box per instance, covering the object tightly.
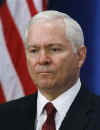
[36,79,81,130]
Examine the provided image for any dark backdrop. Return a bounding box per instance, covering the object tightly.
[48,0,100,95]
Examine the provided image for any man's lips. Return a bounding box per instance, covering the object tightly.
[37,72,54,76]
[39,72,52,74]
[37,70,54,73]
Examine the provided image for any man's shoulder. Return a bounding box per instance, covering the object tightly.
[80,86,100,111]
[87,89,100,128]
[0,92,37,129]
[0,92,37,111]
[89,90,100,111]
[84,87,100,103]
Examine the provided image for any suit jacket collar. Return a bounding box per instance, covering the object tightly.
[59,86,97,130]
[24,86,97,130]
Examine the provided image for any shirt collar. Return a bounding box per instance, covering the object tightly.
[37,90,50,119]
[37,78,81,118]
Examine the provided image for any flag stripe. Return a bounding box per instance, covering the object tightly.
[26,0,38,16]
[0,2,37,96]
[6,0,31,43]
[0,0,46,102]
[42,0,47,10]
[0,82,6,103]
[0,21,24,101]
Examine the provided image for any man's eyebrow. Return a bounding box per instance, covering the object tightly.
[26,43,65,49]
[26,44,40,49]
[47,43,66,47]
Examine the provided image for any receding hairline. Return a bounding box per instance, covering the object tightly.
[25,10,85,53]
[29,10,70,23]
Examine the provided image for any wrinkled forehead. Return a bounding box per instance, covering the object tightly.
[27,18,67,42]
[26,19,70,48]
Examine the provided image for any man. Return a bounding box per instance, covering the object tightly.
[0,10,100,130]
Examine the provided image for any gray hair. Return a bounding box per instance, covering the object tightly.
[25,10,84,53]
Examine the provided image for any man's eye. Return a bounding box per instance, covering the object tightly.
[51,48,61,52]
[30,49,38,53]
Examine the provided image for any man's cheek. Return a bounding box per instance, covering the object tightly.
[28,60,36,72]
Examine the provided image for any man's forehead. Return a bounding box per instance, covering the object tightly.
[27,42,67,47]
[26,18,71,49]
[28,18,65,31]
[27,22,68,42]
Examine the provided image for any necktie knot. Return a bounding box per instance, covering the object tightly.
[45,102,56,117]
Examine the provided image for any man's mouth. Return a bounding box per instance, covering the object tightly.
[39,72,52,74]
[38,72,54,77]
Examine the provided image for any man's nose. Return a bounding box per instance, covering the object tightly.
[38,50,51,65]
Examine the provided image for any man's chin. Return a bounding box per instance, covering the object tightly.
[35,80,53,89]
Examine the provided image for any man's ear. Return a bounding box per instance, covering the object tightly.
[77,45,87,68]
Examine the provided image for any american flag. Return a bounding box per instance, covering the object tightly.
[0,0,46,103]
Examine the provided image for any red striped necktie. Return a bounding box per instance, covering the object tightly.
[42,102,56,130]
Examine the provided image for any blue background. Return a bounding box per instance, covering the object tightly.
[48,0,100,95]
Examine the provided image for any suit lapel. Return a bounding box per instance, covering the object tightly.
[60,86,96,130]
[18,87,97,130]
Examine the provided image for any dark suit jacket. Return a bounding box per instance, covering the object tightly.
[0,86,100,130]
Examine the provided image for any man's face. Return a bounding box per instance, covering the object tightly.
[26,21,85,93]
